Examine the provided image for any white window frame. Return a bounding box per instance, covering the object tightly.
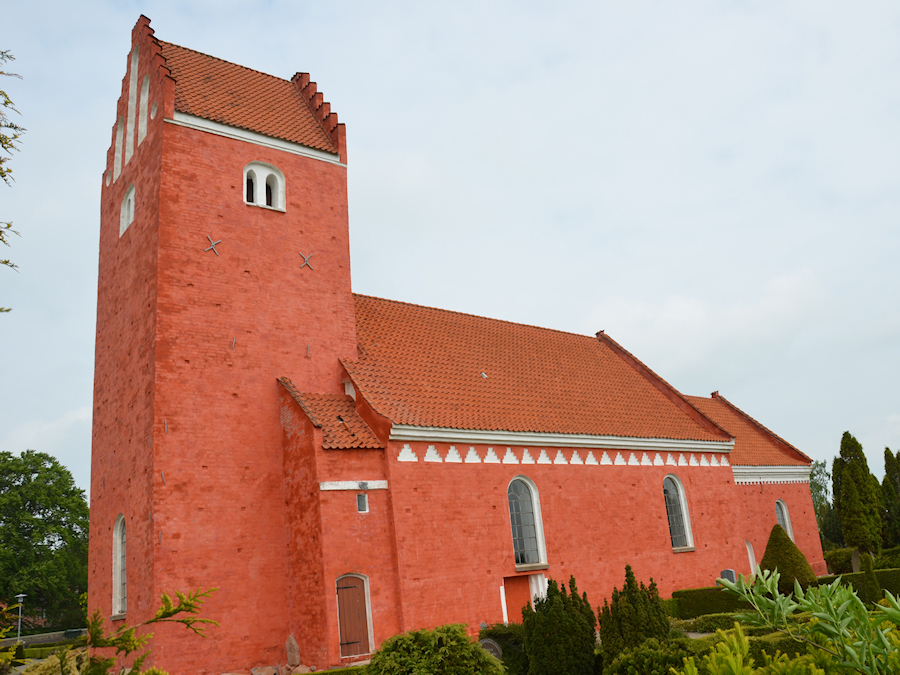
[746,539,757,576]
[356,493,369,513]
[775,499,794,540]
[112,514,127,616]
[507,475,548,571]
[243,162,285,211]
[663,474,694,551]
[120,184,136,236]
[335,573,374,658]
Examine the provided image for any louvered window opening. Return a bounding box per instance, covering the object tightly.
[508,480,539,565]
[663,478,687,548]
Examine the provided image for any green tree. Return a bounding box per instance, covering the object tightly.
[523,576,596,675]
[597,565,669,669]
[833,432,882,555]
[757,524,817,595]
[1,50,24,312]
[881,448,900,548]
[0,450,89,629]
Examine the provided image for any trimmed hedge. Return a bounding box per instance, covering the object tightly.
[669,587,751,619]
[758,525,817,594]
[604,637,706,675]
[818,568,900,597]
[661,597,680,618]
[875,545,900,570]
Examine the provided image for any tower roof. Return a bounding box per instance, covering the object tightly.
[158,40,339,154]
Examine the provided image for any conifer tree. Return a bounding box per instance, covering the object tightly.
[859,551,883,605]
[522,576,596,675]
[758,524,817,595]
[833,432,882,554]
[882,448,900,548]
[597,566,669,669]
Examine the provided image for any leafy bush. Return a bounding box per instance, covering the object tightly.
[757,525,817,594]
[365,624,503,675]
[823,547,853,574]
[876,545,900,570]
[597,566,669,669]
[860,552,883,604]
[669,586,751,619]
[603,637,695,675]
[523,576,596,675]
[672,612,742,634]
[478,622,527,675]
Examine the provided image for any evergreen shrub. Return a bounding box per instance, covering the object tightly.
[875,545,900,570]
[523,576,596,675]
[758,524,817,594]
[365,623,503,675]
[478,622,528,675]
[661,597,680,618]
[860,553,883,604]
[824,547,854,574]
[602,638,695,675]
[672,612,741,634]
[669,586,750,619]
[597,566,669,669]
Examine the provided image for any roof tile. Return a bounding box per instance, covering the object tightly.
[279,378,382,450]
[159,41,337,153]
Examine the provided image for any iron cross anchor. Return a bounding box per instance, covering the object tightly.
[205,235,222,256]
[298,251,314,270]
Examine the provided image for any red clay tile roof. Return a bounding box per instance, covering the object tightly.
[158,41,338,154]
[685,394,810,466]
[278,378,382,450]
[342,295,733,442]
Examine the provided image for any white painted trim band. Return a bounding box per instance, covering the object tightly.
[731,465,811,484]
[319,481,388,491]
[388,424,734,453]
[167,113,345,166]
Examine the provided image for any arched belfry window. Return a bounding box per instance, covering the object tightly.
[112,514,127,615]
[775,499,793,540]
[663,475,694,550]
[243,162,285,211]
[507,476,547,568]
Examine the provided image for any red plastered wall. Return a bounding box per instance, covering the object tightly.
[379,442,790,631]
[89,17,166,655]
[735,481,826,576]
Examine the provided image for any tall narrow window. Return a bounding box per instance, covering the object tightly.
[775,500,793,540]
[336,575,372,657]
[245,170,256,203]
[507,477,546,567]
[265,176,274,207]
[120,184,136,236]
[113,515,127,615]
[663,475,693,550]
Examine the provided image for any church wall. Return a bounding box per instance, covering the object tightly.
[379,441,787,632]
[735,481,826,576]
[89,18,167,651]
[143,116,357,673]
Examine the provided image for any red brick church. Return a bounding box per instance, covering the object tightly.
[89,16,826,674]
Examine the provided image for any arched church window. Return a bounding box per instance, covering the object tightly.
[776,499,793,540]
[663,475,694,550]
[507,476,546,568]
[113,514,127,615]
[243,162,285,211]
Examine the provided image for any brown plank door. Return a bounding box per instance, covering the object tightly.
[336,576,371,657]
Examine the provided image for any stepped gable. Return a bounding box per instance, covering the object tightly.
[685,392,810,466]
[342,294,733,442]
[158,40,339,154]
[279,378,382,450]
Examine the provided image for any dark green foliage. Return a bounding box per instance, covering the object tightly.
[859,552,882,604]
[603,637,699,675]
[823,547,853,574]
[745,633,809,663]
[479,622,528,675]
[597,566,669,669]
[669,586,751,619]
[875,545,900,569]
[365,623,504,675]
[0,450,89,629]
[882,448,900,548]
[660,598,680,619]
[523,576,596,675]
[833,432,882,554]
[818,502,844,550]
[672,612,744,634]
[758,524,817,594]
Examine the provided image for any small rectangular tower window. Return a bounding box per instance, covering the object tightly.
[356,493,368,513]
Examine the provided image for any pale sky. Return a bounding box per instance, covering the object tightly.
[3,1,899,495]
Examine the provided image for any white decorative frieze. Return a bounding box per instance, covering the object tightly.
[570,450,584,465]
[502,448,519,464]
[537,449,552,464]
[464,447,481,463]
[484,447,501,463]
[553,450,568,465]
[521,448,535,464]
[445,446,462,463]
[424,445,443,462]
[732,465,809,484]
[600,451,612,465]
[654,453,664,466]
[641,452,652,466]
[586,451,599,465]
[614,452,626,465]
[398,444,418,462]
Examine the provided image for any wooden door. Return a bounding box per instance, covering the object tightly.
[337,576,370,657]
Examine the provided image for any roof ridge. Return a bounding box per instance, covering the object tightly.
[706,392,811,464]
[596,332,733,442]
[157,40,294,86]
[277,377,322,427]
[353,292,599,342]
